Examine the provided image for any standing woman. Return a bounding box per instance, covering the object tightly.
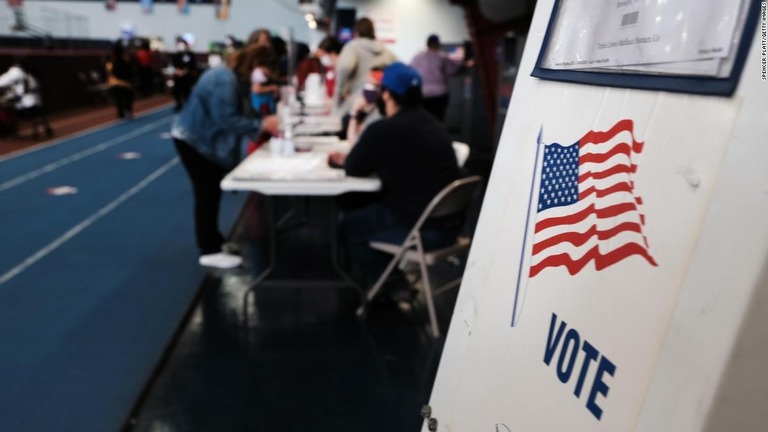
[106,41,135,119]
[171,44,279,269]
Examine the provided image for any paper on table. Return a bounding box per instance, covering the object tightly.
[293,124,341,135]
[293,136,341,146]
[300,116,341,126]
[541,0,744,70]
[233,154,345,181]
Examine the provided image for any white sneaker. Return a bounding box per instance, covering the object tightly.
[198,252,243,269]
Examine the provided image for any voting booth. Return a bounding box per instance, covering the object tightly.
[425,0,768,430]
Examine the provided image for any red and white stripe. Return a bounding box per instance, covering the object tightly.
[530,119,657,278]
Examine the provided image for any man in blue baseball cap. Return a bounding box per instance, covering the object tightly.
[329,62,462,300]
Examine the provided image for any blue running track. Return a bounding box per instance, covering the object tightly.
[0,108,246,431]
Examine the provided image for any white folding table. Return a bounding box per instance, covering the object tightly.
[221,139,381,317]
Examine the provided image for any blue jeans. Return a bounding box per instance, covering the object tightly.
[340,203,459,286]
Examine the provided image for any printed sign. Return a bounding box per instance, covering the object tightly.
[513,120,657,325]
[540,0,742,70]
[427,0,767,429]
[426,78,740,430]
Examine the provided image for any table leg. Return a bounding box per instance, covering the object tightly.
[329,200,366,311]
[243,196,366,324]
[275,197,311,232]
[243,194,276,324]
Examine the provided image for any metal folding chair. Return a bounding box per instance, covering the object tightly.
[357,175,483,338]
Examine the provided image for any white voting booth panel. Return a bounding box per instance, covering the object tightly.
[426,1,768,431]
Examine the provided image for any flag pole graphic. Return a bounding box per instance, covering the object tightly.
[511,126,544,327]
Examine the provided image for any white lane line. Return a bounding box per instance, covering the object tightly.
[0,104,173,164]
[0,157,179,287]
[0,116,171,193]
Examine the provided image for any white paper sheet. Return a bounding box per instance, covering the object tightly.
[233,154,345,181]
[585,58,723,76]
[541,0,744,70]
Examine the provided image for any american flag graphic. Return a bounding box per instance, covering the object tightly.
[529,119,657,278]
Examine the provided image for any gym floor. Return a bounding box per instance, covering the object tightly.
[0,102,482,432]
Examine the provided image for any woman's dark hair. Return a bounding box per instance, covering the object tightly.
[228,43,274,81]
[355,18,375,39]
[247,28,271,46]
[270,36,287,58]
[318,36,342,54]
[295,43,310,65]
[383,85,422,108]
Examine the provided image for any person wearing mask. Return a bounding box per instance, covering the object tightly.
[224,34,243,56]
[410,34,466,121]
[106,41,136,119]
[333,18,397,115]
[171,44,280,269]
[328,62,460,289]
[172,38,199,112]
[0,58,53,138]
[135,40,155,95]
[319,36,342,98]
[344,66,384,145]
[295,36,341,95]
[207,48,224,70]
[294,43,320,92]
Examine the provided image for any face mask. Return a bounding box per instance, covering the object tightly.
[320,55,332,67]
[208,54,222,68]
[363,84,379,104]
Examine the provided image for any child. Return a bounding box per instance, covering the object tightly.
[250,45,279,116]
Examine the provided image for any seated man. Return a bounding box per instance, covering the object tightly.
[0,60,53,138]
[328,62,462,294]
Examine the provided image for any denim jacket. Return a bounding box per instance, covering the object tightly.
[171,66,261,168]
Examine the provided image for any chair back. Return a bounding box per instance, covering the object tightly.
[412,176,483,231]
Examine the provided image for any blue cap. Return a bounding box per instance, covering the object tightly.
[380,62,422,96]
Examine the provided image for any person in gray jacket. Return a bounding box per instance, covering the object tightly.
[332,17,397,115]
[171,44,279,269]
